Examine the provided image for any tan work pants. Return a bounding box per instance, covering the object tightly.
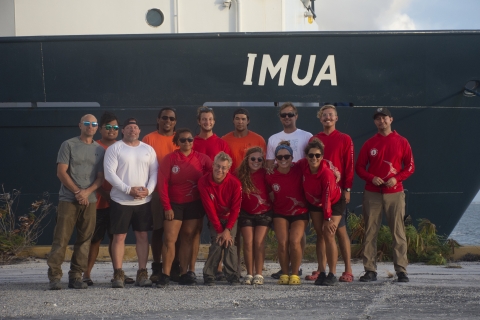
[362,190,408,273]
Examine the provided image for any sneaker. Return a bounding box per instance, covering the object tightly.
[228,276,241,286]
[170,261,181,282]
[397,272,410,283]
[135,269,153,287]
[359,271,377,282]
[322,273,338,286]
[203,276,216,286]
[68,278,88,289]
[252,274,264,285]
[150,262,162,283]
[112,269,125,288]
[48,279,62,290]
[271,269,283,279]
[157,273,170,288]
[215,271,227,282]
[314,272,327,286]
[243,274,253,285]
[179,271,197,286]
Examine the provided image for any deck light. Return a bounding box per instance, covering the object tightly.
[464,80,480,97]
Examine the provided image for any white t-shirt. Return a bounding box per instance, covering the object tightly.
[104,140,158,205]
[266,129,313,162]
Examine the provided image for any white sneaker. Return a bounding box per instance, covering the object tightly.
[243,274,253,285]
[252,274,264,285]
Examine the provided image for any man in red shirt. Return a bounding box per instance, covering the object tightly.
[308,104,354,283]
[198,152,242,286]
[356,108,415,283]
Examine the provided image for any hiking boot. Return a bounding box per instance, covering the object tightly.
[228,276,241,286]
[397,272,410,283]
[314,272,327,286]
[322,273,338,286]
[170,261,181,282]
[215,271,227,282]
[204,276,216,286]
[112,269,125,288]
[179,271,197,286]
[150,262,162,283]
[157,273,170,288]
[48,279,62,290]
[135,268,153,287]
[68,278,88,289]
[271,269,282,279]
[359,271,377,282]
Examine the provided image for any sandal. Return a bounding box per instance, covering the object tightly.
[289,274,301,285]
[339,272,354,282]
[305,271,320,281]
[278,274,289,285]
[82,278,93,286]
[252,274,264,285]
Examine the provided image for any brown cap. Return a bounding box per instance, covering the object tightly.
[123,117,139,128]
[373,107,392,119]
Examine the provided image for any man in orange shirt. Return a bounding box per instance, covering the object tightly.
[142,107,179,283]
[221,108,266,171]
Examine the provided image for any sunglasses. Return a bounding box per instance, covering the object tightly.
[280,112,296,118]
[199,107,213,112]
[104,124,119,131]
[250,157,263,162]
[179,137,194,143]
[308,153,322,159]
[161,116,176,121]
[276,155,292,161]
[83,121,98,127]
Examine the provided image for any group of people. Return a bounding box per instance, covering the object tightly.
[46,101,415,290]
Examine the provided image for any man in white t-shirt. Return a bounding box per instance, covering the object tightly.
[104,118,158,288]
[266,102,312,279]
[266,102,313,167]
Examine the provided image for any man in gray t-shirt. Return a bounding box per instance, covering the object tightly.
[47,114,105,290]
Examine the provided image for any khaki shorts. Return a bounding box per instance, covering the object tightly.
[151,192,164,231]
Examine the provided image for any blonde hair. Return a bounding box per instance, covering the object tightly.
[279,102,297,114]
[236,147,264,194]
[214,151,232,167]
[317,104,337,118]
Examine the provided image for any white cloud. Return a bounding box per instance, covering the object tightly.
[383,13,416,30]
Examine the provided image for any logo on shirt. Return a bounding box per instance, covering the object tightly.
[172,165,180,174]
[210,193,215,200]
[370,148,378,157]
[272,183,280,192]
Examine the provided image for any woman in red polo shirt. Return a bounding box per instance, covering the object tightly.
[236,147,272,285]
[297,138,346,286]
[265,141,308,285]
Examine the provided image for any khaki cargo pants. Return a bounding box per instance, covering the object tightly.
[362,190,408,273]
[47,201,96,281]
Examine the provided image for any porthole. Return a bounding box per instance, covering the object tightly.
[146,9,164,27]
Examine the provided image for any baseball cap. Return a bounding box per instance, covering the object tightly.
[123,117,139,128]
[373,107,392,119]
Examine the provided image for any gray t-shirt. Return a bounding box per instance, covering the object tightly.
[57,136,105,203]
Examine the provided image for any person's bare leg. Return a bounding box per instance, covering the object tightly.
[236,231,242,275]
[253,226,268,276]
[179,219,198,274]
[336,226,353,274]
[162,220,182,275]
[241,226,254,275]
[324,216,342,275]
[310,211,326,273]
[289,220,308,276]
[189,218,202,272]
[151,228,164,263]
[84,240,101,279]
[111,233,127,270]
[273,218,290,275]
[135,231,150,270]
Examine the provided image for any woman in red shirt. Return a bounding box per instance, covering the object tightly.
[236,147,272,285]
[265,141,308,285]
[298,139,346,286]
[156,128,212,287]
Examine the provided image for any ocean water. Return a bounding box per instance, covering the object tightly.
[449,203,480,245]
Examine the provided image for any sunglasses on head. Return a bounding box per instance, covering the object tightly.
[179,137,194,143]
[161,116,176,121]
[308,153,322,159]
[280,112,296,118]
[104,124,119,131]
[83,121,98,127]
[249,157,263,162]
[276,154,292,161]
[199,107,213,112]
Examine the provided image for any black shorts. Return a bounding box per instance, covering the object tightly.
[272,212,310,224]
[109,201,153,234]
[238,210,273,228]
[91,207,113,243]
[170,199,205,221]
[308,195,347,228]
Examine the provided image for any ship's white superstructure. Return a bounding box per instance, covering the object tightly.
[0,0,319,37]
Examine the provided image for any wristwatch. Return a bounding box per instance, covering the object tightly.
[345,188,351,192]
